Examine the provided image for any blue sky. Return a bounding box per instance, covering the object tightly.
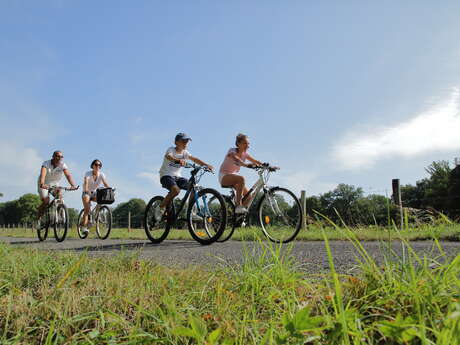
[1,1,460,209]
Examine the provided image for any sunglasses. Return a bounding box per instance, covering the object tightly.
[54,155,64,159]
[94,163,102,167]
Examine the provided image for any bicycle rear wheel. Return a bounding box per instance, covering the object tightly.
[187,188,226,245]
[96,206,112,239]
[77,209,89,239]
[144,196,171,243]
[216,196,236,242]
[54,204,69,242]
[257,187,302,243]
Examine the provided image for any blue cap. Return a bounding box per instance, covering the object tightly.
[175,133,192,142]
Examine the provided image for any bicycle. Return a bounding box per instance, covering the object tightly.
[218,163,302,243]
[144,163,227,245]
[36,185,79,242]
[76,199,113,240]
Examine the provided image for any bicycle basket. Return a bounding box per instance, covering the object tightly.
[96,188,115,205]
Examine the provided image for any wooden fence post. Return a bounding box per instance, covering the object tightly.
[392,179,403,229]
[300,190,307,230]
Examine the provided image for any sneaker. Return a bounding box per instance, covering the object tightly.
[81,227,89,235]
[154,206,165,222]
[191,209,203,221]
[235,205,248,214]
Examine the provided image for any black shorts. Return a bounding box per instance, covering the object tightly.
[160,176,189,191]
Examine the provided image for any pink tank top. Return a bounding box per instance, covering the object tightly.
[219,148,249,176]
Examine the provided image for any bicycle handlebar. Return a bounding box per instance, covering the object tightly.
[247,163,279,172]
[48,185,80,192]
[184,163,213,174]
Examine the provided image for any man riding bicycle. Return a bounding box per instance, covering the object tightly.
[36,150,78,224]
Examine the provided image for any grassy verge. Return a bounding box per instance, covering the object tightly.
[0,235,459,344]
[1,223,460,241]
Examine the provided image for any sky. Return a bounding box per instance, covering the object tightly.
[1,1,460,210]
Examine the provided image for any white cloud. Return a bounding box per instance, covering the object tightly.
[0,142,43,199]
[137,171,161,188]
[271,170,336,196]
[333,88,460,170]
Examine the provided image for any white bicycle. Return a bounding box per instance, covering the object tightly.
[218,163,303,243]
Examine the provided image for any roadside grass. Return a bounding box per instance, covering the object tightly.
[0,232,459,344]
[1,223,460,241]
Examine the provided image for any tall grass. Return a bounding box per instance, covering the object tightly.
[1,222,460,241]
[0,234,459,344]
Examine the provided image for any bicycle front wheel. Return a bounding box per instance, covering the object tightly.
[37,212,50,241]
[257,187,302,243]
[54,204,69,242]
[96,206,112,239]
[144,196,171,244]
[77,209,89,239]
[187,188,226,245]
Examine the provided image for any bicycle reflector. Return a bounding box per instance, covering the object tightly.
[207,217,213,223]
[196,231,206,237]
[265,216,270,224]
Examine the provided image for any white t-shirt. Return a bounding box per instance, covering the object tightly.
[84,171,106,192]
[39,160,68,185]
[159,146,191,178]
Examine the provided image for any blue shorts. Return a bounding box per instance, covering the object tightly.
[160,176,189,191]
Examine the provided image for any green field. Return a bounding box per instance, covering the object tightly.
[0,229,459,344]
[1,223,460,242]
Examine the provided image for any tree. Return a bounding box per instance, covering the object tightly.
[423,160,451,211]
[16,194,41,224]
[112,198,146,228]
[319,184,364,225]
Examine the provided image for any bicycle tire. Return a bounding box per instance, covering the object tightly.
[216,196,236,242]
[37,211,50,241]
[54,203,69,242]
[144,196,171,244]
[77,209,89,239]
[257,187,302,243]
[187,188,226,245]
[96,206,112,240]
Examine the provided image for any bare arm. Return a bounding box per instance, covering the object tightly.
[83,176,89,193]
[189,156,214,172]
[228,151,255,168]
[64,169,77,188]
[39,166,47,188]
[102,176,110,188]
[246,154,263,166]
[165,153,186,166]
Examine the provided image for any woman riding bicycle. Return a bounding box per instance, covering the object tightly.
[80,159,110,235]
[218,133,263,214]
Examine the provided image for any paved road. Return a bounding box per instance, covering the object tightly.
[1,237,459,273]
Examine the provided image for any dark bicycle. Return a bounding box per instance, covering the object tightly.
[36,185,79,242]
[218,163,302,243]
[144,164,227,245]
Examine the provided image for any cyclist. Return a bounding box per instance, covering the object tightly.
[218,133,263,214]
[155,133,214,220]
[36,150,78,222]
[80,159,111,235]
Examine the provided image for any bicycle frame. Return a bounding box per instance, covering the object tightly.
[168,171,211,223]
[86,204,103,224]
[228,168,270,211]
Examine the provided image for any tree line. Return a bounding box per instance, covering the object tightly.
[1,160,459,227]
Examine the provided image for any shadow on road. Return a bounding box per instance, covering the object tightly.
[55,241,202,253]
[5,240,42,245]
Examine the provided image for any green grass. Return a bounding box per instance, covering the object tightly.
[1,223,460,241]
[0,233,459,344]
